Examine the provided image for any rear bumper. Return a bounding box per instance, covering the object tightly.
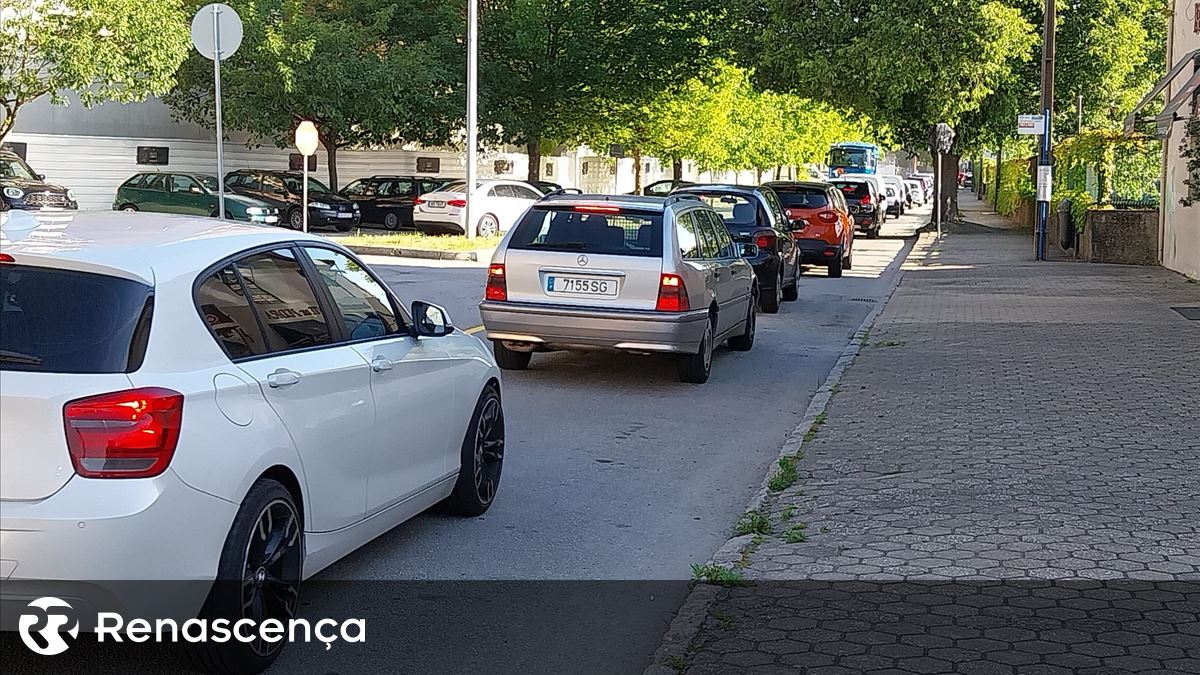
[415,218,465,235]
[853,211,879,228]
[479,300,709,354]
[796,239,841,265]
[0,469,237,625]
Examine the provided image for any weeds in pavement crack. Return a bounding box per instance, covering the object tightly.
[710,610,735,631]
[781,504,797,521]
[785,523,808,544]
[664,655,688,673]
[734,509,771,536]
[736,534,765,568]
[767,455,799,491]
[691,563,747,586]
[873,340,905,348]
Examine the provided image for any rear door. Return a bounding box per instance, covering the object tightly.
[228,247,375,532]
[0,264,152,501]
[167,174,213,216]
[138,174,170,212]
[502,205,666,310]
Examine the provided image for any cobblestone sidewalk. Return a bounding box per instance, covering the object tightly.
[663,229,1200,674]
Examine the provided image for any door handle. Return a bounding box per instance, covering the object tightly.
[266,368,302,388]
[371,356,394,373]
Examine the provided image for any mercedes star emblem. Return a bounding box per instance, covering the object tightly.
[577,255,589,266]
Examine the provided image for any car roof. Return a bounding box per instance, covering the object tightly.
[1,211,325,285]
[537,193,701,212]
[762,181,829,191]
[674,183,763,196]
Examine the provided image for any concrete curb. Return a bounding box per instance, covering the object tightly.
[640,233,935,675]
[344,245,493,262]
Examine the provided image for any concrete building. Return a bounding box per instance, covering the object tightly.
[1157,0,1200,279]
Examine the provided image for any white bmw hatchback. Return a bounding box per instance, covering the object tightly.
[0,211,504,671]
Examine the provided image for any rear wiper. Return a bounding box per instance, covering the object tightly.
[528,242,587,250]
[0,350,42,366]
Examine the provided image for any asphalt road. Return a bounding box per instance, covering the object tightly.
[0,204,927,675]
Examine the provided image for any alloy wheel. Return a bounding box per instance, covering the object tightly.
[240,498,302,658]
[478,215,499,238]
[473,396,504,506]
[384,212,400,230]
[702,323,714,372]
[288,209,303,230]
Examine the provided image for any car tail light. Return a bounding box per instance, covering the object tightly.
[485,263,507,301]
[447,198,468,208]
[0,253,13,263]
[655,273,690,312]
[817,211,838,223]
[414,196,426,206]
[755,232,776,250]
[859,194,872,206]
[575,204,621,214]
[64,388,184,479]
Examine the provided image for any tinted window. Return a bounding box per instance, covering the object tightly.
[303,247,401,341]
[170,174,201,193]
[419,179,444,194]
[261,175,288,195]
[0,266,152,373]
[382,179,414,197]
[675,212,702,260]
[234,249,333,352]
[708,212,738,258]
[511,185,541,200]
[692,210,721,258]
[490,185,512,198]
[342,180,367,196]
[196,266,269,359]
[774,188,829,209]
[761,190,788,227]
[508,207,663,257]
[281,174,330,194]
[692,193,759,227]
[122,174,148,188]
[142,174,167,191]
[831,181,871,200]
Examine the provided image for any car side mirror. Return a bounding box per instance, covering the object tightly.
[35,173,45,181]
[740,243,760,258]
[411,300,454,337]
[790,218,808,231]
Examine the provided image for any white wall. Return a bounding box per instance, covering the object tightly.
[1161,0,1200,280]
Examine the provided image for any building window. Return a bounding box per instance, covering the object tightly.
[416,157,440,173]
[545,162,554,177]
[582,162,589,176]
[137,146,170,166]
[288,154,316,171]
[2,142,28,160]
[494,159,513,175]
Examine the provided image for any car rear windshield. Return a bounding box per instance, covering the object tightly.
[832,182,871,199]
[507,207,663,257]
[774,189,829,209]
[0,265,152,373]
[689,193,759,226]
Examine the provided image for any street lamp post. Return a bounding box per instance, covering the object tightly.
[295,121,319,234]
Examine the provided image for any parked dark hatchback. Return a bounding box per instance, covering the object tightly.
[339,175,448,230]
[225,169,360,231]
[0,150,77,212]
[829,178,882,239]
[671,184,801,313]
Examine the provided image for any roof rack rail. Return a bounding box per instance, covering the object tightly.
[665,194,701,206]
[538,187,584,201]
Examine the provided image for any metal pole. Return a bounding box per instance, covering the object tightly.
[212,5,226,220]
[1076,95,1084,133]
[465,0,479,240]
[936,151,943,238]
[1036,0,1056,261]
[302,160,309,234]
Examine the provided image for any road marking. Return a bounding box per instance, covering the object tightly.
[465,325,486,335]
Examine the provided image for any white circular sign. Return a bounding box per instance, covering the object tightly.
[191,3,243,61]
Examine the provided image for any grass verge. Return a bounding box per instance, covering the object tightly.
[337,231,503,251]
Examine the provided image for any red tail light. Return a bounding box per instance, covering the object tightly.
[0,253,14,263]
[447,198,468,208]
[64,388,184,479]
[859,194,872,206]
[817,211,838,224]
[413,196,426,206]
[575,204,621,214]
[755,232,776,250]
[655,273,690,312]
[485,263,507,301]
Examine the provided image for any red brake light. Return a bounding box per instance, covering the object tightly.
[574,204,621,214]
[755,232,776,250]
[817,211,839,223]
[414,196,426,205]
[447,198,468,208]
[485,263,507,301]
[64,387,184,479]
[0,253,14,263]
[859,194,872,206]
[655,273,689,312]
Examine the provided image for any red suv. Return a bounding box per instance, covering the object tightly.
[762,181,854,278]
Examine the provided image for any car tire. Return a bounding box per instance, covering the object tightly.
[761,269,782,314]
[678,319,714,384]
[867,220,880,239]
[286,207,303,231]
[727,295,756,352]
[477,214,500,238]
[383,211,402,231]
[493,341,532,370]
[335,222,353,233]
[843,247,853,270]
[828,253,843,278]
[441,384,505,517]
[782,260,799,302]
[120,204,138,212]
[188,478,302,675]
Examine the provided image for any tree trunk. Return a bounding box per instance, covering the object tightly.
[632,149,643,193]
[936,152,961,222]
[526,141,542,183]
[774,166,782,180]
[755,168,764,183]
[0,108,14,142]
[672,158,684,180]
[324,143,339,191]
[994,141,1003,210]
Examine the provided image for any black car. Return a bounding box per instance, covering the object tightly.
[339,175,448,230]
[829,178,882,239]
[671,184,801,313]
[0,150,77,212]
[532,180,563,195]
[225,169,360,231]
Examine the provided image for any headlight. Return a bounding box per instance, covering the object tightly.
[3,187,24,199]
[246,207,265,215]
[66,189,76,200]
[309,201,331,210]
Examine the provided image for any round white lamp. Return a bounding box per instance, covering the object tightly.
[294,121,319,233]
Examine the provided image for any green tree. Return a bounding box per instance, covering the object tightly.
[0,0,191,139]
[166,0,462,189]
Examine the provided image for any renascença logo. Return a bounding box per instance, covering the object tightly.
[18,597,79,656]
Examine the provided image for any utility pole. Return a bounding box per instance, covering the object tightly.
[1035,0,1056,260]
[465,0,479,240]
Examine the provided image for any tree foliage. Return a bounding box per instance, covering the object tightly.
[165,0,462,188]
[0,0,191,139]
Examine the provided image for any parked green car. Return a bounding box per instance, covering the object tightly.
[113,172,280,225]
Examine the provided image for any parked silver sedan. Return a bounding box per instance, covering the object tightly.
[479,194,759,383]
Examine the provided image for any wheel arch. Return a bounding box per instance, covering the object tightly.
[257,464,305,529]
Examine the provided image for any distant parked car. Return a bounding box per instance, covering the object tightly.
[672,184,801,313]
[763,181,854,278]
[881,175,909,212]
[0,149,76,212]
[114,172,279,225]
[533,180,564,194]
[414,179,542,237]
[904,179,927,206]
[638,179,694,197]
[225,169,360,232]
[479,193,758,383]
[830,177,882,239]
[339,175,448,230]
